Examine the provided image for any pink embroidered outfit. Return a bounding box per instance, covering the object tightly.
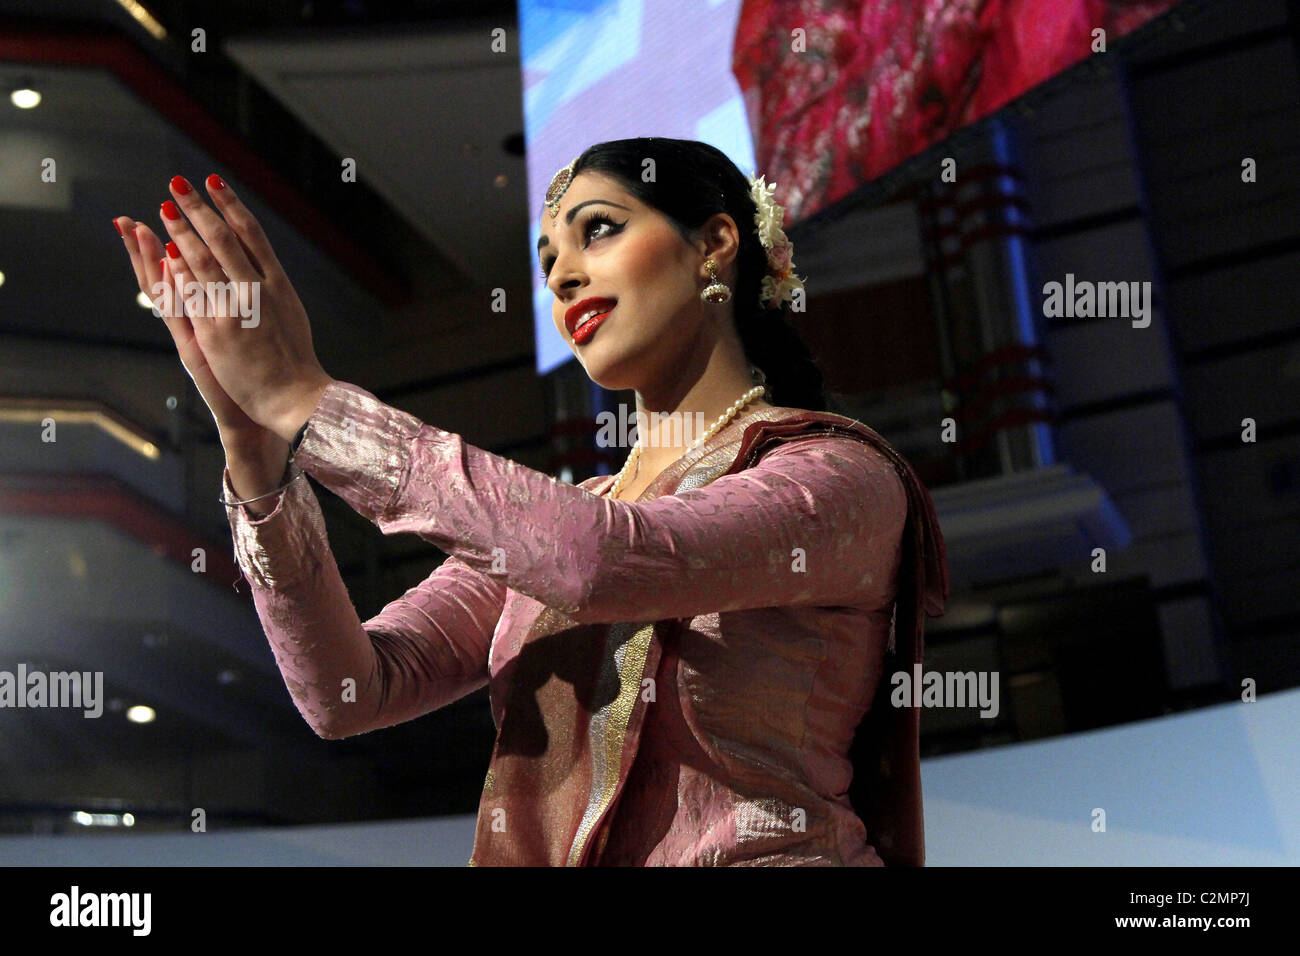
[224,380,947,866]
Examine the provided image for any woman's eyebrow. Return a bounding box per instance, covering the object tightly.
[537,199,632,255]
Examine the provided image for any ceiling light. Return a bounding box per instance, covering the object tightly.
[71,811,134,827]
[113,0,167,40]
[126,705,156,724]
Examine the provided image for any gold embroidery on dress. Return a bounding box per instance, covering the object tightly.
[566,620,656,865]
[565,419,771,864]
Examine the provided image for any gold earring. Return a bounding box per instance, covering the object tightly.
[700,258,731,303]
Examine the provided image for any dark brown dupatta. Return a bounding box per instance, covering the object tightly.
[466,407,948,867]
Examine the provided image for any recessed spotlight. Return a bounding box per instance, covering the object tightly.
[10,88,40,109]
[126,705,155,723]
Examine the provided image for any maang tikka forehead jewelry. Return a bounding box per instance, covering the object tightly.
[545,155,581,219]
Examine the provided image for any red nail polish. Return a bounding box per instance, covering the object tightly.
[170,175,192,196]
[166,241,181,259]
[161,200,181,221]
[160,258,167,271]
[113,218,124,237]
[206,174,226,191]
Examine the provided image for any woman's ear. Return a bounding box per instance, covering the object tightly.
[695,212,742,276]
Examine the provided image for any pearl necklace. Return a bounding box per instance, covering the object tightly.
[605,384,768,499]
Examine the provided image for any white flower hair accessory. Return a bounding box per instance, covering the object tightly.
[747,173,805,309]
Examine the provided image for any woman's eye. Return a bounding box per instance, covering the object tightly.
[540,213,624,281]
[583,213,618,242]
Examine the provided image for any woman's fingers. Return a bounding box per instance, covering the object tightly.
[201,174,284,282]
[155,257,207,394]
[120,216,255,434]
[157,200,226,313]
[157,254,214,387]
[156,256,249,432]
[156,255,183,330]
[159,245,219,337]
[162,175,260,292]
[113,217,148,292]
[117,218,162,303]
[131,223,185,324]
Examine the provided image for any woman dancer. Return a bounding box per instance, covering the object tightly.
[113,136,947,866]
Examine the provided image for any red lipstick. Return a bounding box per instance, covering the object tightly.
[572,306,613,345]
[565,296,618,336]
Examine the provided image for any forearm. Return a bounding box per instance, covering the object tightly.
[292,380,910,624]
[224,462,485,739]
[224,434,292,519]
[246,552,388,740]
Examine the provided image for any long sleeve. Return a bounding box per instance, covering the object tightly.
[224,465,504,740]
[290,380,908,626]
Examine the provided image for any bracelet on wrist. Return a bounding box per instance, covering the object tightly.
[219,420,313,509]
[220,461,305,509]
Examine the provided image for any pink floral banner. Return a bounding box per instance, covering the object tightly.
[733,0,1185,223]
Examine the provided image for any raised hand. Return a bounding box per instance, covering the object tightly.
[133,174,333,443]
[116,213,272,453]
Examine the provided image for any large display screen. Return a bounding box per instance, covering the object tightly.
[520,0,756,375]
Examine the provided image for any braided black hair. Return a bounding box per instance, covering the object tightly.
[566,137,828,412]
